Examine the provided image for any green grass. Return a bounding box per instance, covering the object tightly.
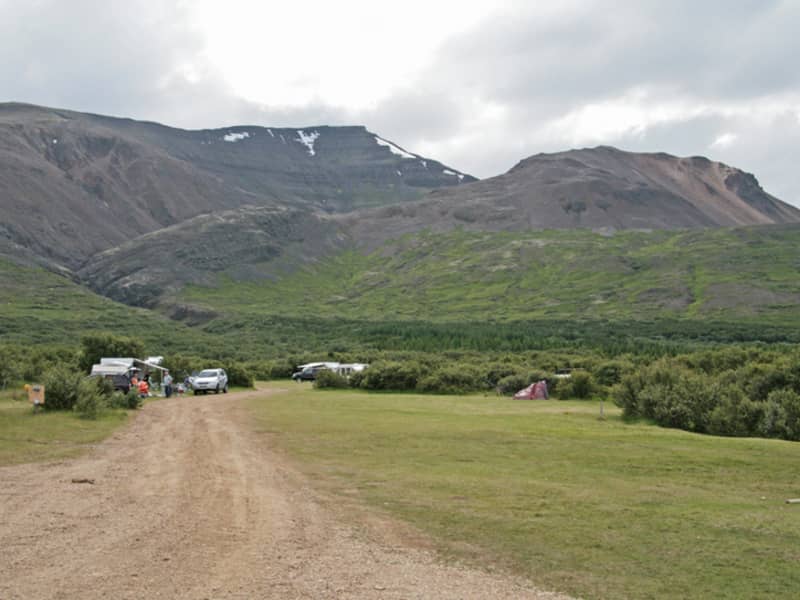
[247,383,800,599]
[181,225,800,326]
[0,390,128,466]
[0,256,214,351]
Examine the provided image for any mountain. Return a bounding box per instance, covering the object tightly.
[75,145,800,311]
[0,102,474,268]
[78,205,348,310]
[344,146,800,247]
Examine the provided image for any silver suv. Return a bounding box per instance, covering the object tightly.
[192,368,228,395]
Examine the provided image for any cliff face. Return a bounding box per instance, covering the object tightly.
[0,103,474,267]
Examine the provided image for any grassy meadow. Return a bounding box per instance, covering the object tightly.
[248,383,800,600]
[0,389,128,466]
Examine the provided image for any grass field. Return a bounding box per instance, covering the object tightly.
[0,390,128,466]
[248,383,800,599]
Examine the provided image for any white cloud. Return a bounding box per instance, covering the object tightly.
[710,133,738,149]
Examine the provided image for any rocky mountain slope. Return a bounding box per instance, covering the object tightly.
[0,103,474,268]
[345,146,800,247]
[78,206,348,311]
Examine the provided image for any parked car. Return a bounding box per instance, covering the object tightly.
[291,365,328,382]
[192,368,228,394]
[102,373,132,394]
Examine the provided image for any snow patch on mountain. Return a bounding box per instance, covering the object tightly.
[375,136,416,159]
[223,131,250,142]
[296,130,320,156]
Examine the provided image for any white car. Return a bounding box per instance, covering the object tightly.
[192,368,228,394]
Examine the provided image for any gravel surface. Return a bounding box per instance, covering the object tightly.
[0,388,571,599]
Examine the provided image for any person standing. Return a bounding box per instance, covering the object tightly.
[163,370,173,398]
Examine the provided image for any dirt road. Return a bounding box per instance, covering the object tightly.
[0,388,568,599]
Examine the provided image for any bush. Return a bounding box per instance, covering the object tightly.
[761,389,800,441]
[348,370,367,388]
[707,386,764,437]
[222,362,254,388]
[643,374,718,433]
[109,390,141,410]
[313,370,349,389]
[496,373,529,395]
[557,371,596,399]
[593,360,632,387]
[417,365,485,394]
[41,366,82,411]
[360,361,429,391]
[78,334,144,373]
[74,377,108,419]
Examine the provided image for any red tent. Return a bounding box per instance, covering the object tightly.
[513,380,548,400]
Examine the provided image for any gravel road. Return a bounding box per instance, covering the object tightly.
[0,388,569,599]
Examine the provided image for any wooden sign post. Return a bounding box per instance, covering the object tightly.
[27,384,45,409]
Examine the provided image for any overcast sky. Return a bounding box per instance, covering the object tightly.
[2,0,798,204]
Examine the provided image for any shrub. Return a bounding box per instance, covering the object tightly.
[484,363,520,388]
[222,362,254,388]
[761,388,800,441]
[557,371,596,400]
[417,365,484,394]
[643,374,718,433]
[313,370,349,389]
[108,390,141,410]
[360,361,429,391]
[496,373,529,396]
[78,334,144,373]
[707,386,764,437]
[41,366,82,411]
[348,370,367,388]
[74,377,108,419]
[593,360,632,387]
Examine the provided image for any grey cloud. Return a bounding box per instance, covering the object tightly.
[0,0,798,204]
[433,0,800,108]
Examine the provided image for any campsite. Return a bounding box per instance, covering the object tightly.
[2,381,799,599]
[3,3,800,598]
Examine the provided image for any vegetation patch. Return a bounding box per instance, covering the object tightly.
[0,389,128,466]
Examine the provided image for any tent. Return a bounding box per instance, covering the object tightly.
[513,380,549,400]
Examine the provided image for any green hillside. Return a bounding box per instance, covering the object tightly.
[180,225,800,325]
[0,257,210,351]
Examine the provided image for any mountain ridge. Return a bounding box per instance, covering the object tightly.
[343,145,800,250]
[0,102,475,268]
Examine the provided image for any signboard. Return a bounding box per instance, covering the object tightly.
[27,384,45,406]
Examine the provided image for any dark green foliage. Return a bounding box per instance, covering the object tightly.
[41,366,82,411]
[557,371,596,400]
[78,334,144,373]
[108,389,141,409]
[0,346,20,389]
[593,360,632,387]
[707,386,764,437]
[360,361,430,391]
[496,373,530,395]
[222,362,253,388]
[163,354,205,382]
[614,353,800,441]
[417,365,486,394]
[348,370,367,388]
[74,377,108,419]
[760,389,800,440]
[313,370,349,389]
